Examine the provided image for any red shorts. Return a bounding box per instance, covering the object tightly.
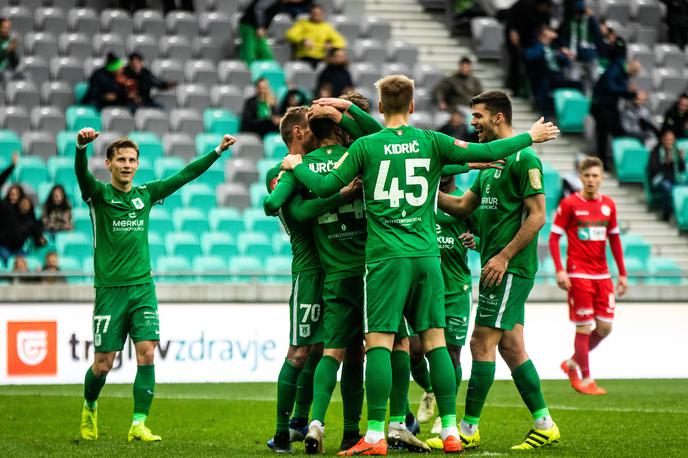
[568,277,615,325]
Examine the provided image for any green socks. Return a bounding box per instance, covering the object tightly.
[311,355,340,424]
[132,364,155,422]
[341,359,364,433]
[426,347,457,419]
[390,350,411,423]
[276,358,302,433]
[411,356,433,393]
[455,363,462,394]
[83,366,106,409]
[464,360,495,425]
[365,347,392,426]
[512,359,549,418]
[293,353,321,420]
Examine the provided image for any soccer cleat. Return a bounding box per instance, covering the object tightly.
[305,424,324,455]
[268,432,292,453]
[387,428,431,453]
[576,380,607,395]
[337,437,388,456]
[510,423,560,450]
[127,422,161,442]
[425,437,443,450]
[431,416,442,435]
[459,428,480,449]
[340,434,364,451]
[405,413,420,436]
[443,435,464,453]
[289,417,308,442]
[560,359,582,391]
[79,404,98,440]
[416,392,436,423]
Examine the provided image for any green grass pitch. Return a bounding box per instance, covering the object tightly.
[1,379,686,457]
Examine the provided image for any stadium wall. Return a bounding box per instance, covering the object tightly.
[1,302,687,385]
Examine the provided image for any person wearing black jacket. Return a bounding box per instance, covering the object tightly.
[661,0,688,49]
[83,53,130,110]
[649,129,687,220]
[662,94,688,140]
[315,48,354,98]
[124,53,177,110]
[241,78,281,137]
[239,0,282,64]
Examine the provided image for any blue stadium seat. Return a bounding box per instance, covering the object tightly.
[209,207,245,233]
[553,89,590,133]
[237,232,273,257]
[72,207,92,236]
[201,232,238,258]
[128,131,164,160]
[48,156,76,185]
[181,183,216,210]
[165,231,201,259]
[228,255,263,282]
[17,157,48,191]
[263,133,288,158]
[203,108,240,134]
[624,257,646,286]
[148,231,166,266]
[244,208,282,236]
[258,158,278,183]
[250,182,268,208]
[623,234,651,266]
[155,156,185,179]
[134,163,156,184]
[65,105,101,131]
[57,130,91,156]
[0,130,22,163]
[542,163,562,212]
[672,186,688,230]
[173,207,210,233]
[74,82,89,105]
[195,132,224,156]
[193,255,229,282]
[250,60,286,93]
[158,192,183,211]
[265,255,291,283]
[149,207,174,237]
[612,137,649,183]
[156,255,192,283]
[194,162,225,188]
[60,255,83,284]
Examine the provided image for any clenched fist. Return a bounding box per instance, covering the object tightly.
[77,128,99,147]
[218,134,237,152]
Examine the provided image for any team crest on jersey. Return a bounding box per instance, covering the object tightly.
[299,324,311,338]
[528,169,542,190]
[601,205,611,216]
[132,198,144,209]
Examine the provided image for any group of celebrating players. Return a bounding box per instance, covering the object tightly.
[74,73,628,455]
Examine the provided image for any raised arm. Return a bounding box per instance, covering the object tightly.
[311,98,383,139]
[74,128,99,201]
[263,171,298,216]
[438,189,481,220]
[288,176,361,221]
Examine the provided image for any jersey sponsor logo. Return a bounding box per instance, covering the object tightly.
[578,227,607,241]
[528,168,543,190]
[132,197,145,210]
[437,235,456,249]
[601,204,611,216]
[383,140,420,155]
[7,321,57,376]
[112,218,145,232]
[308,160,337,174]
[575,210,590,216]
[486,184,491,194]
[480,196,499,210]
[454,139,468,148]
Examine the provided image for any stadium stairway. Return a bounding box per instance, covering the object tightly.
[366,0,688,271]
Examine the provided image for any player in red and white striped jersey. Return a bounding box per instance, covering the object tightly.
[548,156,628,395]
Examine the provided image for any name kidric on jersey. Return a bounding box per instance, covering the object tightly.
[384,140,420,155]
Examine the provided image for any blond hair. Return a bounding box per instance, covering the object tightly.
[375,74,414,115]
[579,156,604,172]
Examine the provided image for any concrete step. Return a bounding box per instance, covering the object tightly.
[367,2,423,12]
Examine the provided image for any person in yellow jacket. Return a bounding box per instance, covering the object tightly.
[285,4,346,68]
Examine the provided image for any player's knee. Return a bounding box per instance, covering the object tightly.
[287,346,310,367]
[447,345,462,367]
[595,324,612,337]
[93,360,113,376]
[469,335,491,359]
[137,347,156,364]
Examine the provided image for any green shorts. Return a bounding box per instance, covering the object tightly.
[444,292,472,346]
[322,275,364,349]
[394,317,413,340]
[289,269,325,346]
[364,257,445,334]
[475,273,534,331]
[93,282,160,353]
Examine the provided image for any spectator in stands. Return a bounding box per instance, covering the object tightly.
[649,129,687,221]
[0,17,20,82]
[315,48,354,98]
[438,109,470,140]
[83,53,134,111]
[432,57,483,111]
[660,0,688,50]
[620,90,659,147]
[4,183,24,209]
[285,3,346,68]
[557,1,603,94]
[11,256,33,283]
[280,0,314,18]
[124,53,177,110]
[241,77,281,137]
[504,0,554,96]
[0,153,18,189]
[41,185,73,235]
[39,250,66,284]
[0,194,47,266]
[239,0,281,65]
[596,21,626,70]
[662,94,688,139]
[590,59,641,169]
[523,25,583,118]
[280,84,310,114]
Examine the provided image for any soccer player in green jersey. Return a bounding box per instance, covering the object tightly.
[438,90,561,450]
[75,127,236,442]
[281,75,559,456]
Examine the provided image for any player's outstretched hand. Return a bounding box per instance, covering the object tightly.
[459,232,476,250]
[617,275,628,297]
[281,154,302,171]
[556,270,571,291]
[77,128,99,146]
[312,97,352,111]
[481,253,509,287]
[468,160,505,171]
[308,104,342,123]
[218,134,237,152]
[528,117,559,143]
[340,176,362,201]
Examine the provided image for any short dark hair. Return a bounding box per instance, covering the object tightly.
[340,91,370,113]
[106,138,140,160]
[459,57,472,65]
[579,156,603,172]
[470,90,512,125]
[128,52,143,61]
[309,117,339,141]
[280,106,309,144]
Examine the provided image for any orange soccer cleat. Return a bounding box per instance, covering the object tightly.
[337,437,388,456]
[575,380,607,395]
[560,359,582,391]
[443,435,464,453]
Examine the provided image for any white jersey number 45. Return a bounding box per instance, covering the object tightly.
[374,158,430,208]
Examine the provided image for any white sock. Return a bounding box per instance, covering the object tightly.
[460,420,477,436]
[388,421,406,432]
[309,420,324,432]
[364,430,385,444]
[132,420,142,426]
[441,426,460,440]
[534,416,554,431]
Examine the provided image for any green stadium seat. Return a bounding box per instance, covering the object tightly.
[272,232,291,256]
[60,255,83,284]
[250,182,268,207]
[57,130,90,157]
[648,257,683,285]
[82,257,94,277]
[66,105,101,131]
[194,161,225,188]
[181,183,216,210]
[201,232,238,258]
[74,82,89,104]
[195,133,224,156]
[209,207,245,233]
[47,156,77,185]
[263,133,288,158]
[612,137,650,183]
[148,231,166,265]
[72,207,92,236]
[244,208,282,235]
[265,255,291,283]
[134,164,156,184]
[173,207,210,233]
[17,157,48,191]
[150,207,174,236]
[258,158,278,183]
[672,185,688,230]
[204,108,240,134]
[128,132,164,160]
[455,169,478,190]
[158,192,182,211]
[542,163,562,212]
[165,231,200,259]
[624,257,646,286]
[155,156,185,179]
[0,130,22,163]
[156,255,192,283]
[623,235,651,265]
[228,255,263,282]
[553,89,590,133]
[237,231,273,257]
[56,232,92,259]
[250,60,286,93]
[193,255,229,282]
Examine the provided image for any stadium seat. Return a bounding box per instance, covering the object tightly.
[553,89,590,133]
[58,32,91,58]
[217,183,250,209]
[22,131,57,161]
[181,183,216,210]
[232,133,264,159]
[135,163,156,184]
[387,40,418,67]
[92,33,126,58]
[185,60,217,86]
[162,133,195,161]
[24,32,59,59]
[193,35,226,62]
[600,0,631,23]
[244,208,282,236]
[21,56,50,87]
[470,17,504,60]
[159,191,183,211]
[148,231,166,265]
[263,133,287,159]
[101,9,134,36]
[612,137,650,183]
[542,163,563,211]
[199,11,233,40]
[160,35,193,61]
[354,39,386,63]
[225,158,259,188]
[228,255,263,282]
[17,157,48,192]
[56,130,82,156]
[166,10,199,36]
[101,107,136,133]
[672,186,688,230]
[210,85,244,113]
[218,60,252,88]
[250,182,268,208]
[67,7,100,36]
[156,255,192,282]
[65,105,100,132]
[41,81,74,111]
[152,58,185,83]
[654,43,685,71]
[648,257,683,285]
[0,106,31,137]
[92,131,122,158]
[127,131,164,161]
[36,7,68,35]
[624,257,646,285]
[150,207,174,236]
[652,68,685,95]
[268,13,294,40]
[173,207,210,233]
[5,80,40,107]
[633,0,662,28]
[51,58,84,90]
[176,84,212,111]
[193,255,229,282]
[361,16,392,41]
[126,34,160,62]
[133,9,166,36]
[409,111,434,129]
[237,232,273,257]
[414,63,443,91]
[165,231,201,260]
[197,162,226,188]
[351,62,381,89]
[265,255,292,283]
[56,232,92,259]
[258,159,277,185]
[627,43,654,72]
[72,207,92,236]
[195,133,224,156]
[623,234,651,264]
[271,231,290,256]
[170,108,204,135]
[201,231,238,258]
[284,61,317,91]
[135,109,170,138]
[204,108,240,135]
[155,156,185,179]
[2,6,32,37]
[331,14,359,44]
[209,207,245,233]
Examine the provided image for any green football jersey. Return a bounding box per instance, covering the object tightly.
[469,146,544,279]
[302,145,366,279]
[75,146,222,287]
[265,163,321,273]
[292,127,533,263]
[436,187,472,295]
